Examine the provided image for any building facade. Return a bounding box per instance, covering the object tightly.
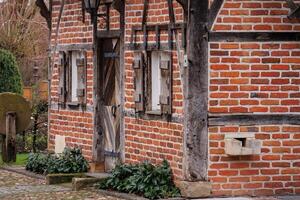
[48,0,300,197]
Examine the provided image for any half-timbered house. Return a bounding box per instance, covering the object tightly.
[45,0,300,197]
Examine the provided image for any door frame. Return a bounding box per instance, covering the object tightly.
[92,30,125,168]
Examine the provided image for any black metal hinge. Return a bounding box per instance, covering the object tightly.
[104,150,120,158]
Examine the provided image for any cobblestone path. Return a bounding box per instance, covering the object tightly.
[0,169,122,200]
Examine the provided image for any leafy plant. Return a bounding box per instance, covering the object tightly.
[97,160,180,199]
[0,48,23,94]
[25,147,89,175]
[25,153,49,174]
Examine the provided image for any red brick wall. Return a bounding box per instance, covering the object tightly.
[49,110,94,160]
[208,0,300,197]
[48,0,300,195]
[209,125,300,196]
[124,117,184,178]
[49,0,119,159]
[209,42,300,114]
[213,0,300,31]
[124,0,185,179]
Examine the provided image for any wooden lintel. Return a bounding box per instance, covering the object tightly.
[209,32,300,42]
[209,114,300,126]
[100,0,113,5]
[124,110,183,123]
[208,0,224,30]
[51,44,93,52]
[132,23,186,32]
[97,30,121,38]
[125,43,176,51]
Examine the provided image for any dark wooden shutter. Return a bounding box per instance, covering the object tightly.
[76,51,87,104]
[133,52,145,112]
[159,52,172,114]
[58,51,66,104]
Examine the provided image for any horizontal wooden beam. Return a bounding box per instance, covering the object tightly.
[209,32,300,42]
[209,114,300,126]
[132,23,186,32]
[124,110,183,123]
[100,0,113,5]
[50,44,93,52]
[97,30,121,38]
[125,43,176,51]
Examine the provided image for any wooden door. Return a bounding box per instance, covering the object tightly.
[99,38,121,171]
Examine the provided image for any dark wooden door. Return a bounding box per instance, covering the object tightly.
[99,38,121,171]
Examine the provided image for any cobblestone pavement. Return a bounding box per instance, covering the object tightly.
[2,169,300,200]
[0,169,123,200]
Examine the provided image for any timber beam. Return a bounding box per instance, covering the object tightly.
[175,0,187,15]
[209,32,300,42]
[97,30,121,38]
[184,0,209,181]
[286,0,300,18]
[209,114,300,126]
[112,0,124,14]
[208,0,224,30]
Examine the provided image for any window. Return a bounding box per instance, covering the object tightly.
[58,50,87,106]
[150,52,161,112]
[133,51,172,116]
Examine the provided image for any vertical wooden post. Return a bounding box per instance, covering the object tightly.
[183,0,209,181]
[118,1,126,163]
[92,10,105,164]
[3,112,17,163]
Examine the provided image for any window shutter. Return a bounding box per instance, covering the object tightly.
[76,51,87,104]
[159,52,172,115]
[58,51,66,104]
[133,52,145,112]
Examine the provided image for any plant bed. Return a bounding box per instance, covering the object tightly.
[96,160,181,200]
[25,147,89,175]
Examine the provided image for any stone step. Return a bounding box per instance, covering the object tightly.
[85,172,111,179]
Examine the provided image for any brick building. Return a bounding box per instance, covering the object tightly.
[47,0,300,197]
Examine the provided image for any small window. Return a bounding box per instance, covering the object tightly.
[133,51,172,116]
[58,50,87,107]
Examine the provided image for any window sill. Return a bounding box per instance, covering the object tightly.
[145,110,162,115]
[66,102,80,107]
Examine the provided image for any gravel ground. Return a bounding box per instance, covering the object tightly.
[0,169,123,200]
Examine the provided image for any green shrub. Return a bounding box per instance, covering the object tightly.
[0,49,23,94]
[25,153,49,174]
[25,147,89,175]
[97,160,180,199]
